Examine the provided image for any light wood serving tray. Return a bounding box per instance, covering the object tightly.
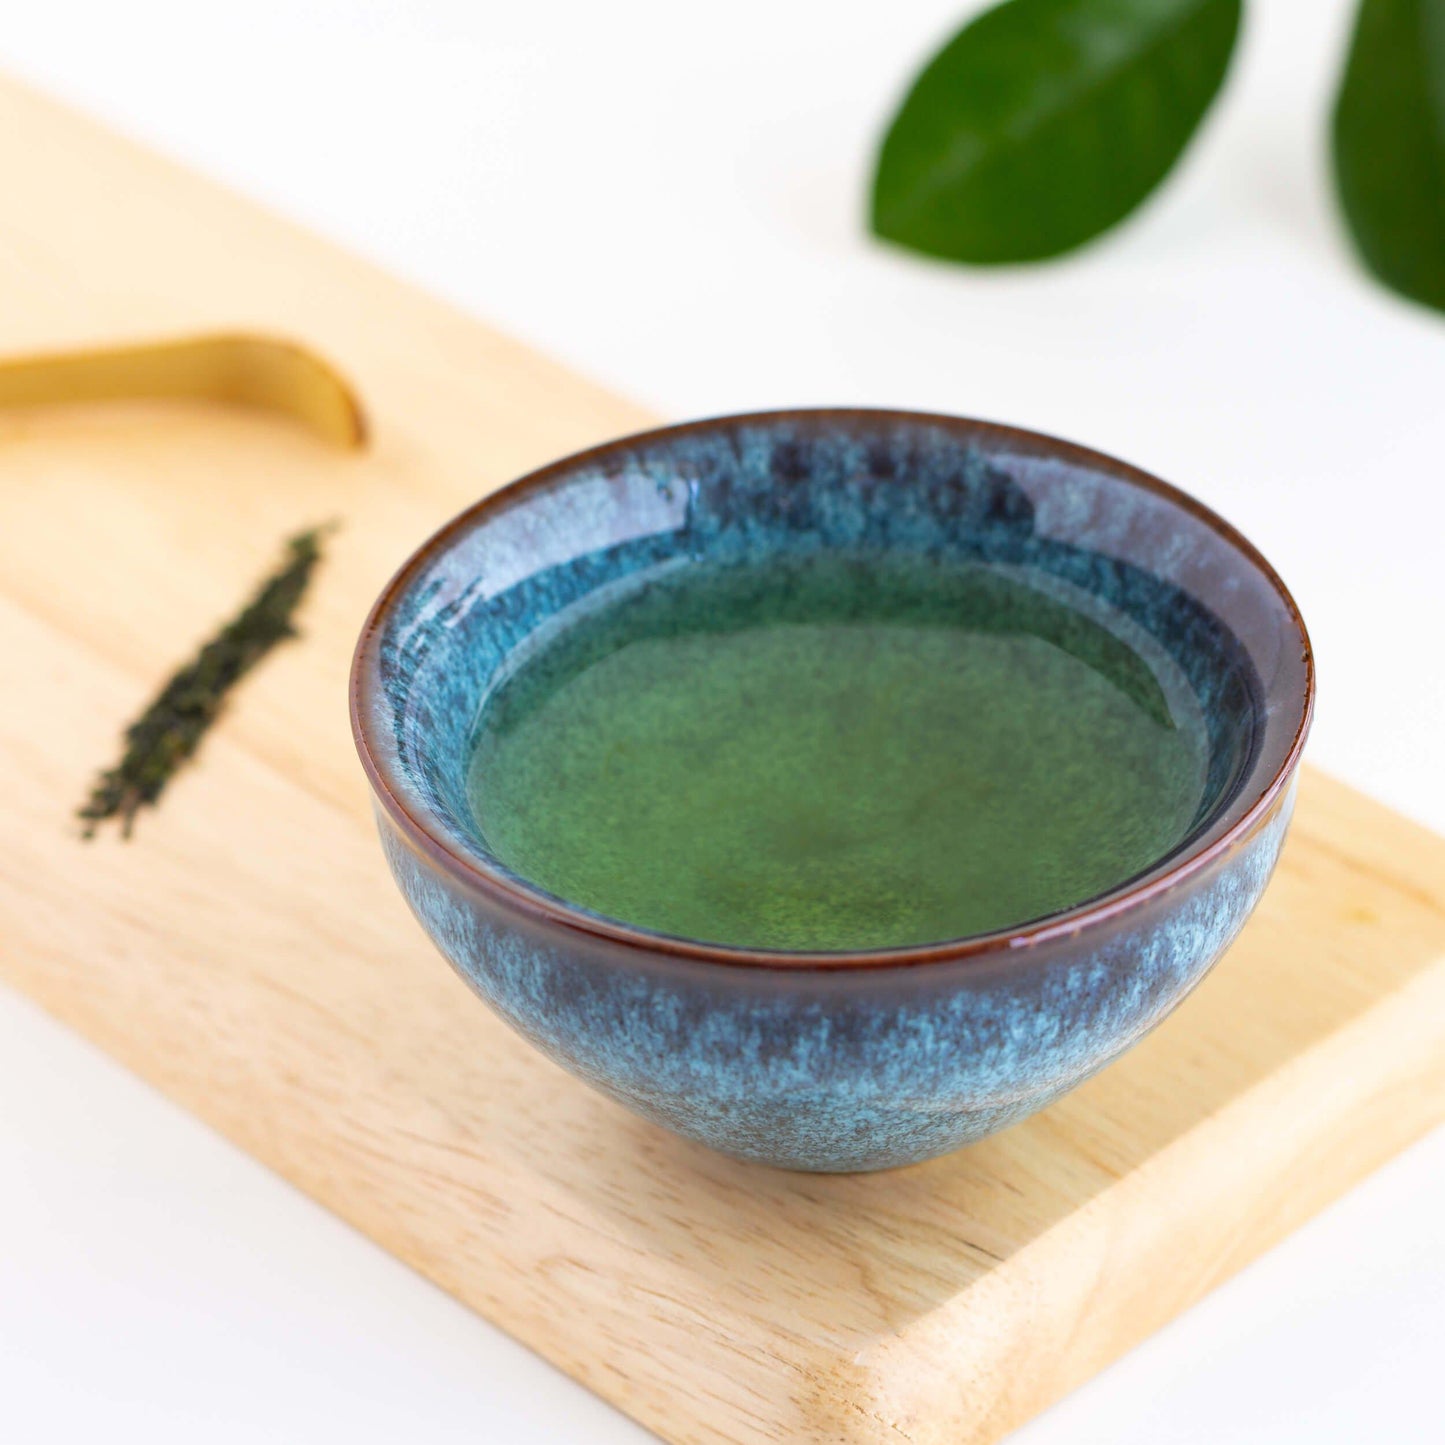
[2,75,1442,1445]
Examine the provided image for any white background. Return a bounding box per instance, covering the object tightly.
[2,1,1442,1440]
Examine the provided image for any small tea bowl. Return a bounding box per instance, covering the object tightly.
[351,410,1313,1172]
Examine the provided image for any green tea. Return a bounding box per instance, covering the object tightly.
[467,554,1210,952]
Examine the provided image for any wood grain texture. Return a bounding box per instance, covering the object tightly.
[1,74,1442,1445]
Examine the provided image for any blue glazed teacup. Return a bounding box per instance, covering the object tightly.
[351,410,1313,1172]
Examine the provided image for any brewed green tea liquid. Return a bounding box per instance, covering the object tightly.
[467,554,1210,952]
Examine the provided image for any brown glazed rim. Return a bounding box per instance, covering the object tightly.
[351,408,1315,972]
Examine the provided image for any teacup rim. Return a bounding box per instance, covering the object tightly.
[350,407,1315,972]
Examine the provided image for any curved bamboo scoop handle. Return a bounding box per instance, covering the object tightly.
[0,333,367,448]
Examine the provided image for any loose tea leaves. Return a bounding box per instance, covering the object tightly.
[78,525,331,838]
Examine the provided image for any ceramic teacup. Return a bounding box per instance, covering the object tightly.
[351,410,1313,1172]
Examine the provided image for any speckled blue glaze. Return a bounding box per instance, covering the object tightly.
[352,410,1313,1172]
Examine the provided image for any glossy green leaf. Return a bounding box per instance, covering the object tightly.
[1333,0,1445,313]
[870,0,1243,263]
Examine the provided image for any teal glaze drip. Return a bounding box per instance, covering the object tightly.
[467,553,1210,952]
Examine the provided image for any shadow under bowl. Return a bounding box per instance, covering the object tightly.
[350,409,1313,1172]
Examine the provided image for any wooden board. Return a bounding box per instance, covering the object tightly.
[2,73,1443,1445]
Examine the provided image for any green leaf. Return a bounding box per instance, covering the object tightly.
[870,0,1243,263]
[1332,0,1445,313]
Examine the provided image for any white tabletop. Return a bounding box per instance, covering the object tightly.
[3,3,1441,1440]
